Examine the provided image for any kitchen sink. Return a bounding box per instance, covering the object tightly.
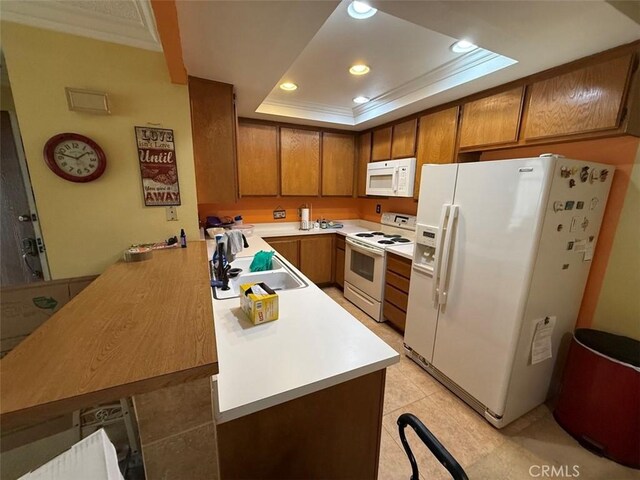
[211,254,307,300]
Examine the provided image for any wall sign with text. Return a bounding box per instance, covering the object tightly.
[135,126,181,206]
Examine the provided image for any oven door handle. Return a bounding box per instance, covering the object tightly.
[346,238,385,257]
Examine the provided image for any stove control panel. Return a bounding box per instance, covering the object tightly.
[381,212,416,230]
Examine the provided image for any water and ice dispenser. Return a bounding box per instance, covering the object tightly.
[414,223,438,270]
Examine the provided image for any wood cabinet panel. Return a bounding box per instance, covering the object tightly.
[414,107,458,198]
[391,119,417,158]
[384,284,408,312]
[237,123,278,196]
[383,301,406,332]
[322,132,355,196]
[459,87,524,150]
[371,127,392,161]
[264,237,299,268]
[188,77,237,203]
[280,128,320,196]
[385,271,410,294]
[335,247,345,288]
[356,132,371,197]
[386,254,411,279]
[300,235,334,285]
[524,54,633,140]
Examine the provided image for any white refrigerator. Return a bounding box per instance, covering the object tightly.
[404,155,614,428]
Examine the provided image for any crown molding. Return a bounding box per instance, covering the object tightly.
[353,49,517,123]
[1,0,161,52]
[256,48,516,126]
[256,97,355,125]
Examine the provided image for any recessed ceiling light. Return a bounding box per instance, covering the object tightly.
[353,96,370,104]
[450,40,478,53]
[349,64,370,75]
[279,82,298,91]
[347,1,377,19]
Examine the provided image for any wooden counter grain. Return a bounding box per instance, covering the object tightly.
[0,242,218,429]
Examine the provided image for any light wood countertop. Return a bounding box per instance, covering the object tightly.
[0,242,218,429]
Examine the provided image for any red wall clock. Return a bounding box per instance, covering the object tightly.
[43,133,107,183]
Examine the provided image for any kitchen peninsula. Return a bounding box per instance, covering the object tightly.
[1,229,399,479]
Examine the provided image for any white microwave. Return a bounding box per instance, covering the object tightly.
[366,157,416,197]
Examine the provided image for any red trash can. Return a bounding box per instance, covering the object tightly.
[554,329,640,469]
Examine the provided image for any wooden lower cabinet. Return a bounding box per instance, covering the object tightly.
[300,235,334,285]
[335,235,345,289]
[383,253,412,332]
[264,237,299,268]
[264,234,335,285]
[217,369,386,479]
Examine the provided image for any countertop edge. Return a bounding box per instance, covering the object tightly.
[213,355,398,424]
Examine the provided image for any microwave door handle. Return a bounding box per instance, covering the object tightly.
[432,204,450,307]
[346,238,385,257]
[438,205,459,306]
[392,167,399,192]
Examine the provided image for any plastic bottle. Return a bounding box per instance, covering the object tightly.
[180,229,187,248]
[212,234,223,268]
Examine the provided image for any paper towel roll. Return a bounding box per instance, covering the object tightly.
[300,208,310,230]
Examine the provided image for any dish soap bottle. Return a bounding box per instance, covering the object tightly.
[180,229,187,248]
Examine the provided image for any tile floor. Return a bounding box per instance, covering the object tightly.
[323,287,639,480]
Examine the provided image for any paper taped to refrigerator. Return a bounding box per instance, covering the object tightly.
[531,316,556,365]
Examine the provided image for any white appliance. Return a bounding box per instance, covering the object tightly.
[404,155,614,428]
[366,158,416,197]
[344,212,416,321]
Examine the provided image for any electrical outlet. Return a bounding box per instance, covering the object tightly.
[166,206,178,221]
[376,204,381,214]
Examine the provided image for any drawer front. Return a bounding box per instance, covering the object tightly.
[383,301,406,332]
[335,235,345,250]
[385,271,410,293]
[384,284,408,312]
[386,254,411,279]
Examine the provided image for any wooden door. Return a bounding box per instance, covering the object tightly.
[1,111,44,285]
[237,123,279,196]
[391,119,417,158]
[264,237,299,268]
[188,77,238,203]
[356,132,371,197]
[414,107,458,198]
[371,127,392,161]
[321,133,355,196]
[299,235,333,285]
[458,87,524,150]
[280,128,320,196]
[524,54,633,140]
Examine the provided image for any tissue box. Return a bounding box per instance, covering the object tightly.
[240,282,279,325]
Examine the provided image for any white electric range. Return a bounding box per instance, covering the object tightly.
[344,212,416,321]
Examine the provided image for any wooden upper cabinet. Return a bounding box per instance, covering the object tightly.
[414,107,459,198]
[356,132,372,197]
[391,119,417,158]
[523,54,634,140]
[237,123,278,196]
[322,132,355,196]
[458,86,524,150]
[371,127,392,161]
[188,77,238,204]
[280,128,320,196]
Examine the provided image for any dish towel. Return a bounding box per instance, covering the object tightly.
[223,230,246,263]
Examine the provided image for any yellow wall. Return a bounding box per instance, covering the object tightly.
[1,22,199,278]
[592,148,640,340]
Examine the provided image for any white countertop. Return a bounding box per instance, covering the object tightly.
[207,232,400,424]
[386,243,415,260]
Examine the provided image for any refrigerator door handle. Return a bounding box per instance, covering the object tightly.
[438,205,459,306]
[432,204,451,306]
